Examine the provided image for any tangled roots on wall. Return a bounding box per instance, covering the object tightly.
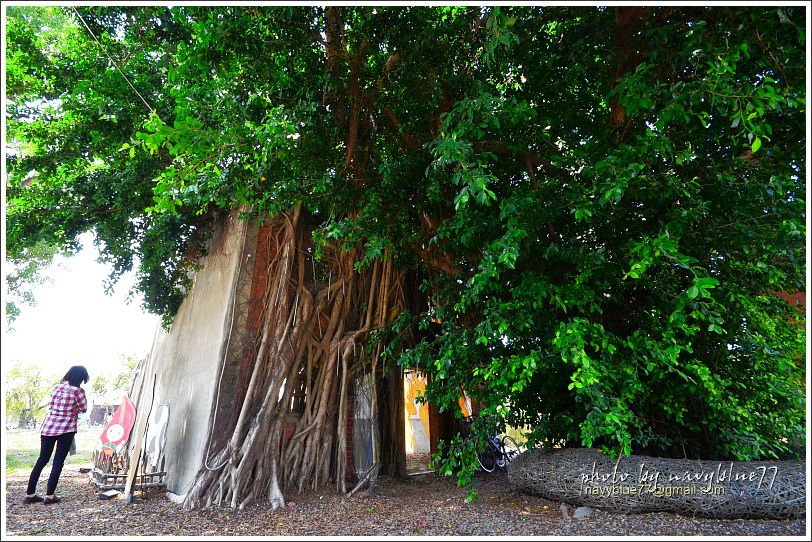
[507,448,805,520]
[181,206,408,511]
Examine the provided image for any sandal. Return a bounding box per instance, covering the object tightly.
[43,496,62,505]
[24,495,44,504]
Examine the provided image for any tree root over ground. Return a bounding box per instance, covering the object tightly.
[182,206,407,510]
[508,447,805,519]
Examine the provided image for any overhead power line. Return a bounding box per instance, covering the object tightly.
[71,7,158,117]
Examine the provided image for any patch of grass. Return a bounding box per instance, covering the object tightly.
[5,427,101,474]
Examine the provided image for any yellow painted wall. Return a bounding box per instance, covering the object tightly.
[403,372,431,453]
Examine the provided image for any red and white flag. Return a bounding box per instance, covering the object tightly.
[99,395,136,455]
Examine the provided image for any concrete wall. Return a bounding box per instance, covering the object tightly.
[135,211,249,498]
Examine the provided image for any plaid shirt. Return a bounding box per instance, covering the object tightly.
[40,382,87,436]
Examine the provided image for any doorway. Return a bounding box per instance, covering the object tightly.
[403,370,432,474]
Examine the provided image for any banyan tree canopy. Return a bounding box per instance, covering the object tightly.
[5,5,806,508]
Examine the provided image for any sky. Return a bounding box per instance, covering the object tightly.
[2,232,162,381]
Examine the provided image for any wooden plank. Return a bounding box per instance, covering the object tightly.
[123,371,156,503]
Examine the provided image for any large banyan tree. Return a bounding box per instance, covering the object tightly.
[6,5,806,509]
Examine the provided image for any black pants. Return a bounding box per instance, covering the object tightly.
[26,432,75,495]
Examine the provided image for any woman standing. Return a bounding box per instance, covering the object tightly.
[24,365,89,504]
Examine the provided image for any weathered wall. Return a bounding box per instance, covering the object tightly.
[134,211,251,498]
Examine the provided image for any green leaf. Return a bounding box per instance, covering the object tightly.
[695,277,719,289]
[708,323,726,334]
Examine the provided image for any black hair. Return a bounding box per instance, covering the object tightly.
[62,365,89,387]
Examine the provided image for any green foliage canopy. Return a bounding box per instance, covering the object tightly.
[4,361,56,427]
[5,6,806,481]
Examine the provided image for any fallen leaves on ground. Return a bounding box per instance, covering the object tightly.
[4,467,805,536]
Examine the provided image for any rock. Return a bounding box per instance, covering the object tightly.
[559,502,574,520]
[572,506,593,520]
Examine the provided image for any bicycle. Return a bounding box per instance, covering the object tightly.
[478,433,521,472]
[461,416,522,473]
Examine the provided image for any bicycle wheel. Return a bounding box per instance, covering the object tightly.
[495,438,508,469]
[501,435,520,465]
[477,445,497,473]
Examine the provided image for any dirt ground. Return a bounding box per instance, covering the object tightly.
[4,465,806,537]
